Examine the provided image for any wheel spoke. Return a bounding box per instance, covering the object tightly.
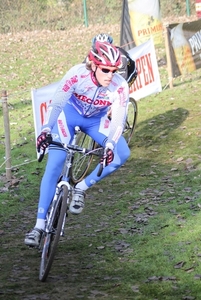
[70,132,95,184]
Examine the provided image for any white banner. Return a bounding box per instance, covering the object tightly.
[31,81,67,147]
[128,38,162,100]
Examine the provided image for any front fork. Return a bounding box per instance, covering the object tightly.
[53,180,72,236]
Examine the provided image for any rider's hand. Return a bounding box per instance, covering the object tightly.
[100,147,114,166]
[37,131,52,153]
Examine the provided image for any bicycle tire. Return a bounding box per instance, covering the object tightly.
[70,131,96,184]
[39,185,68,282]
[123,97,138,145]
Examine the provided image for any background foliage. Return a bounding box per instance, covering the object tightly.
[0,0,197,34]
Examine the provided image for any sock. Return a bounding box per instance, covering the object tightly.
[75,180,89,191]
[35,219,46,230]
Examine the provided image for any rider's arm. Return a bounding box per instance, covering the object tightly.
[106,77,129,149]
[41,64,82,132]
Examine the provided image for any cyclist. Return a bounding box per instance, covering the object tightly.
[24,41,130,247]
[89,33,138,87]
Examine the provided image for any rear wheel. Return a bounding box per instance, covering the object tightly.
[39,185,68,282]
[70,132,96,184]
[123,97,138,145]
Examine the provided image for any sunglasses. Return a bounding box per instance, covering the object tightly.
[98,66,118,74]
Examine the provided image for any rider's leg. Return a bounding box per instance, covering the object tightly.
[75,113,130,191]
[24,146,67,246]
[25,104,85,245]
[29,104,81,229]
[69,137,129,215]
[70,112,130,214]
[35,148,67,229]
[76,135,130,190]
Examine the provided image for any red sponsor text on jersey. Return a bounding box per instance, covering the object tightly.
[58,119,68,137]
[117,86,127,106]
[62,75,78,92]
[74,93,111,106]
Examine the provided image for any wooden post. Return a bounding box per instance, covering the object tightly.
[2,90,12,180]
[83,0,88,27]
[186,0,190,16]
[164,25,174,89]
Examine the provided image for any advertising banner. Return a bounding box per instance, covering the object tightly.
[195,0,201,19]
[31,81,68,147]
[120,0,163,50]
[169,19,201,76]
[128,39,162,100]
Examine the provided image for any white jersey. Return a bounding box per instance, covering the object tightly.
[43,63,129,146]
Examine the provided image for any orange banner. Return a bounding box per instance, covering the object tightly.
[120,0,163,50]
[169,19,201,76]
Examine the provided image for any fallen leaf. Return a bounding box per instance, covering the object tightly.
[184,267,194,273]
[96,246,105,250]
[131,285,140,292]
[174,261,186,269]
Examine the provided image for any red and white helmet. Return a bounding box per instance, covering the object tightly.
[88,41,121,68]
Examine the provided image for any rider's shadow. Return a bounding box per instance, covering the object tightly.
[132,107,189,148]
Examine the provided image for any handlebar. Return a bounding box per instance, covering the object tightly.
[38,137,105,176]
[38,140,96,161]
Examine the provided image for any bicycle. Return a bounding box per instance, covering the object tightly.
[38,127,104,282]
[71,97,138,184]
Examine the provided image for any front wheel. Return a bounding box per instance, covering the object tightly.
[39,185,68,282]
[70,131,96,184]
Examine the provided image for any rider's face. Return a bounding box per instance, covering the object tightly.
[92,63,117,87]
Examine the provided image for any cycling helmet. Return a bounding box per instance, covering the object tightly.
[92,33,113,46]
[88,41,121,68]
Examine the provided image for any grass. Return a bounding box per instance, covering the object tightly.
[0,0,122,34]
[0,0,196,34]
[1,24,201,299]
